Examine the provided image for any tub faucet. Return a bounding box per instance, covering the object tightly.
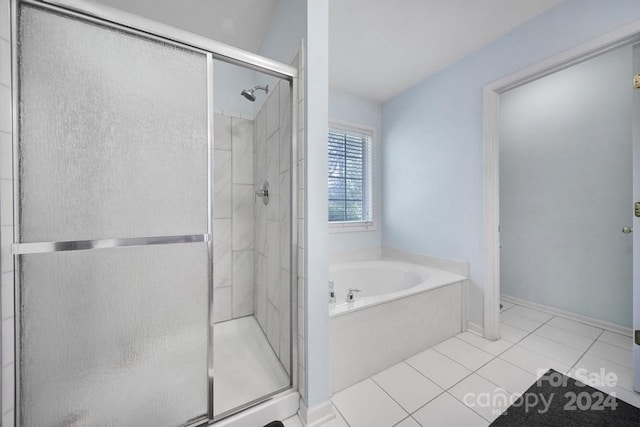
[346,288,361,303]
[329,280,336,303]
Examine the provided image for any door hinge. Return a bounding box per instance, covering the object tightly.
[634,74,640,89]
[635,202,640,218]
[636,330,640,346]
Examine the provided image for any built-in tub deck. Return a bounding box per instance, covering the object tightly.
[329,258,468,393]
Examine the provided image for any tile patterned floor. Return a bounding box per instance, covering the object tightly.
[284,301,639,427]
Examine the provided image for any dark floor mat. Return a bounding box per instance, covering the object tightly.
[491,369,640,426]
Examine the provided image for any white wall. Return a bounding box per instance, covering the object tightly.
[328,89,382,255]
[381,0,640,328]
[259,0,331,412]
[499,46,633,327]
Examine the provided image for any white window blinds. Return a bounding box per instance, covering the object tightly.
[328,126,373,223]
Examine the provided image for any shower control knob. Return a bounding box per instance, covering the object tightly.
[255,181,270,205]
[622,226,633,234]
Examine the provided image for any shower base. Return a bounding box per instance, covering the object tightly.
[214,316,290,417]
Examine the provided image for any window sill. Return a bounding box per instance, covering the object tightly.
[329,221,377,233]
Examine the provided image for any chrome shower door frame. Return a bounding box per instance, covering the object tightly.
[8,0,299,425]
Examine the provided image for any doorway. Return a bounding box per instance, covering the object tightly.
[483,20,640,395]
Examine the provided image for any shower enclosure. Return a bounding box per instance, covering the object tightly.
[4,0,298,425]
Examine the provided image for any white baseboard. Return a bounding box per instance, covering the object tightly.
[501,294,633,337]
[214,390,299,427]
[467,321,484,336]
[299,399,334,427]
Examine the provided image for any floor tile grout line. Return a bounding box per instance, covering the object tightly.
[562,329,640,404]
[402,360,448,393]
[567,330,638,378]
[329,402,351,427]
[368,375,413,415]
[568,329,605,373]
[473,361,536,396]
[496,353,559,378]
[456,330,515,357]
[498,307,583,372]
[431,335,494,363]
[392,414,421,427]
[531,326,599,352]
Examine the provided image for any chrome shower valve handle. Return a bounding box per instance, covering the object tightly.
[255,181,270,205]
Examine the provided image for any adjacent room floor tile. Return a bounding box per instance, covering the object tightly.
[332,378,407,427]
[587,340,632,369]
[501,311,544,332]
[518,333,583,367]
[406,348,471,390]
[433,337,494,371]
[372,362,443,413]
[598,330,632,350]
[546,316,602,339]
[456,331,514,356]
[504,305,554,323]
[571,354,634,392]
[586,382,640,409]
[534,323,596,351]
[412,392,489,427]
[449,374,515,422]
[499,344,571,376]
[499,323,529,343]
[476,358,537,396]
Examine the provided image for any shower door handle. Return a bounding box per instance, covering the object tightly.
[622,226,633,234]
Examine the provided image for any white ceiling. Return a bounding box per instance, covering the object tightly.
[93,0,280,52]
[329,0,564,103]
[93,0,563,103]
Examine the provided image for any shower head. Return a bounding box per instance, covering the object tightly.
[240,85,268,102]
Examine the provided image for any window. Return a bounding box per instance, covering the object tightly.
[328,122,373,227]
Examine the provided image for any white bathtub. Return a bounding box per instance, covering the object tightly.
[329,259,467,392]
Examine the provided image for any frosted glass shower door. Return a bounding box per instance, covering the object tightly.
[16,4,211,426]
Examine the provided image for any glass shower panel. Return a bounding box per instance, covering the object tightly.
[18,5,208,243]
[16,4,212,426]
[19,243,209,426]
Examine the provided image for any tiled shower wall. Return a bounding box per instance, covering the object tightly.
[213,112,255,323]
[253,79,292,373]
[0,0,13,423]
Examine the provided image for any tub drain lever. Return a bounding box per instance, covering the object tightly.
[346,288,361,303]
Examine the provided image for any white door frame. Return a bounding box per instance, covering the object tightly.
[482,19,640,341]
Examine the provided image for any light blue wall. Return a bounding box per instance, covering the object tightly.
[254,0,307,113]
[381,0,640,327]
[329,89,383,254]
[259,0,306,65]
